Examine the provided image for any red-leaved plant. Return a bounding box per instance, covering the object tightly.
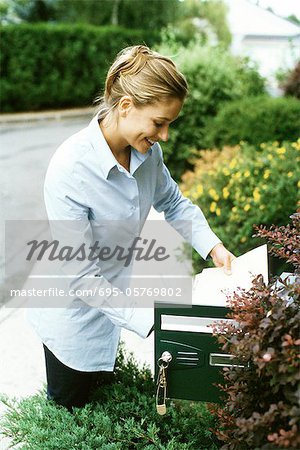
[210,212,300,450]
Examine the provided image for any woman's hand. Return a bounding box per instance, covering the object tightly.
[209,243,236,275]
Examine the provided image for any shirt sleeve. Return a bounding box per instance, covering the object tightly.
[43,162,153,339]
[152,144,221,260]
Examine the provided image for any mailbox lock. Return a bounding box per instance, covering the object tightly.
[156,351,172,415]
[157,351,172,368]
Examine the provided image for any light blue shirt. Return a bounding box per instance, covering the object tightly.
[28,114,221,371]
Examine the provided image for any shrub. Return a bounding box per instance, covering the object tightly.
[0,344,221,449]
[180,140,300,272]
[280,60,300,100]
[203,96,300,149]
[155,40,266,180]
[0,23,159,112]
[210,212,300,449]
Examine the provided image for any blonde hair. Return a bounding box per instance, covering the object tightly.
[95,45,188,120]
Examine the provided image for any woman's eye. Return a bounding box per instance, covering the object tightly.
[154,122,163,128]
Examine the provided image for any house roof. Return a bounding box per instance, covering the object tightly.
[225,0,300,37]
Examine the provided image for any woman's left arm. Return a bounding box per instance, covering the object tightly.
[152,144,235,273]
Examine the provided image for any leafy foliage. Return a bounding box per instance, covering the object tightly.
[0,23,158,112]
[280,60,300,100]
[0,0,181,30]
[155,40,266,180]
[180,140,300,272]
[209,212,300,449]
[0,344,220,449]
[203,96,300,149]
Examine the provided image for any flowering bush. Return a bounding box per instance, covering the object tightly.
[180,139,300,269]
[209,213,300,449]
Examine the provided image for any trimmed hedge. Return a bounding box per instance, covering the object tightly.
[203,96,300,148]
[155,41,267,180]
[0,345,221,449]
[0,23,159,112]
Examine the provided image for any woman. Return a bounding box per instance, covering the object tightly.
[29,45,235,410]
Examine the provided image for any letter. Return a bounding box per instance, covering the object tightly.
[123,237,143,267]
[58,246,75,261]
[153,246,170,261]
[87,241,101,261]
[26,239,59,261]
[97,246,112,261]
[71,243,87,261]
[141,239,157,260]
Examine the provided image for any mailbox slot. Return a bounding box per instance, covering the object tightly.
[209,353,248,368]
[161,314,238,333]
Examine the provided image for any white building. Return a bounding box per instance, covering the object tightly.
[225,0,300,93]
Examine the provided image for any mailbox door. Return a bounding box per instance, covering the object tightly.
[155,304,231,403]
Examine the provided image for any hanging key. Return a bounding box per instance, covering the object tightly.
[156,351,172,415]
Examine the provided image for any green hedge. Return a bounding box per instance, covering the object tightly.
[0,345,220,449]
[0,23,159,112]
[155,41,267,180]
[203,96,300,148]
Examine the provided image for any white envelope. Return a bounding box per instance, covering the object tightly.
[192,244,268,307]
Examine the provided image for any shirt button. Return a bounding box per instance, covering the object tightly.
[131,206,136,211]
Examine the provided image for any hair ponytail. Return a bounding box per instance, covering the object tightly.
[94,45,188,120]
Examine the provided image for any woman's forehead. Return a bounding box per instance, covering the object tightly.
[147,98,183,120]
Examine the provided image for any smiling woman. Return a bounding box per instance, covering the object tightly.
[28,44,235,411]
[96,45,186,166]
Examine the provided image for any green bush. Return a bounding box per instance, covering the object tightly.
[155,40,266,180]
[0,23,159,112]
[0,344,221,449]
[180,140,300,272]
[203,96,300,149]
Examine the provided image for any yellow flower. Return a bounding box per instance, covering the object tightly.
[222,187,230,199]
[208,188,219,201]
[287,172,293,178]
[244,170,250,178]
[263,169,270,180]
[240,236,247,243]
[210,202,217,213]
[259,204,265,210]
[222,168,230,176]
[277,147,286,155]
[216,208,221,216]
[297,180,300,188]
[234,171,241,180]
[197,184,203,195]
[267,154,273,161]
[244,204,251,211]
[260,143,266,149]
[229,159,237,169]
[253,187,261,202]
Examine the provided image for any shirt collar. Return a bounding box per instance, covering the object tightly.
[88,114,152,179]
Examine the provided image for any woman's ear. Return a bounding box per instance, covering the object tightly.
[118,96,133,117]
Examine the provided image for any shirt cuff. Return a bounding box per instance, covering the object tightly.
[126,307,154,338]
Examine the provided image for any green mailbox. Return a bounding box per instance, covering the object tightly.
[154,302,233,404]
[154,245,268,406]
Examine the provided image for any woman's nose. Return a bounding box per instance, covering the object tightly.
[158,125,169,142]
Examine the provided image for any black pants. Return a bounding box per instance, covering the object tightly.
[43,344,114,411]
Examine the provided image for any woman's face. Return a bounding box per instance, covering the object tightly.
[118,97,183,154]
